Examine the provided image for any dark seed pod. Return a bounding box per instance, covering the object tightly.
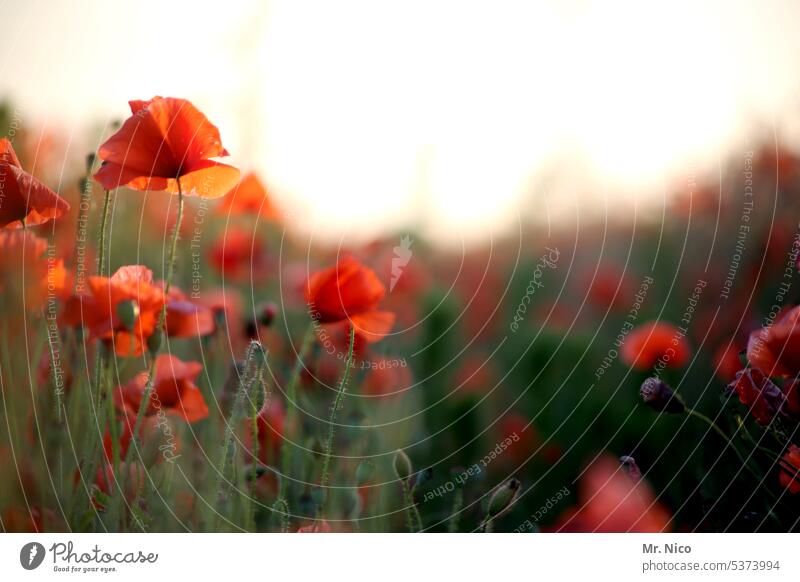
[640,377,685,413]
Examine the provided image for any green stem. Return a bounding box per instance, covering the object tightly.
[277,325,316,503]
[448,489,463,533]
[401,480,417,533]
[122,183,184,469]
[686,407,771,493]
[319,326,356,491]
[215,342,257,527]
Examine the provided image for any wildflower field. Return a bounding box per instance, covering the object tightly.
[1,96,800,535]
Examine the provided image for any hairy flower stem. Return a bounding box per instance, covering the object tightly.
[400,480,418,533]
[272,498,290,533]
[319,326,356,494]
[122,183,184,471]
[277,325,316,506]
[215,341,264,529]
[77,189,116,523]
[447,489,463,533]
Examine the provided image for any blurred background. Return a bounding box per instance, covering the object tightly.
[2,0,800,244]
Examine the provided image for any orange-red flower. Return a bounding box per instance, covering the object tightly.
[727,368,786,426]
[93,97,239,198]
[0,138,70,228]
[747,306,800,378]
[779,445,800,494]
[306,256,394,343]
[63,266,213,355]
[217,172,281,220]
[62,265,165,355]
[297,520,332,533]
[1,228,68,302]
[115,354,207,423]
[621,321,690,371]
[209,228,266,281]
[553,456,671,532]
[362,358,413,397]
[164,287,215,338]
[714,343,743,382]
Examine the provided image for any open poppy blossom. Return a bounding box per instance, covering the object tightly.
[93,97,239,198]
[727,368,786,426]
[62,265,165,355]
[779,445,800,494]
[306,256,395,343]
[621,321,690,371]
[62,265,214,355]
[217,172,281,220]
[0,138,70,228]
[553,456,671,532]
[0,229,68,310]
[164,287,216,338]
[747,306,800,378]
[209,228,267,281]
[115,354,207,423]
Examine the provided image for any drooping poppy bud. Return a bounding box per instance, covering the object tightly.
[487,478,521,519]
[393,449,413,481]
[639,377,685,413]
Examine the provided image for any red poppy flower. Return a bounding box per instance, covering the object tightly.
[747,306,800,378]
[553,456,671,532]
[217,172,281,220]
[0,229,68,309]
[62,265,165,355]
[621,321,690,370]
[1,506,65,533]
[164,287,215,338]
[779,445,800,494]
[297,520,332,533]
[209,228,266,281]
[0,138,70,228]
[713,343,743,382]
[583,265,634,311]
[93,97,239,198]
[362,359,413,397]
[727,368,786,426]
[306,256,395,343]
[115,354,207,423]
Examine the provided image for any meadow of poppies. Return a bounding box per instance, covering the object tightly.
[1,96,800,534]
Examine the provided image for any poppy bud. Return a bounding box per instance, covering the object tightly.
[85,152,96,172]
[355,460,374,486]
[640,377,685,413]
[147,329,163,354]
[619,456,642,481]
[116,300,139,331]
[487,478,521,519]
[258,302,278,327]
[393,449,413,481]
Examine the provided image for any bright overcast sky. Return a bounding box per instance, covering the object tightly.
[2,0,800,243]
